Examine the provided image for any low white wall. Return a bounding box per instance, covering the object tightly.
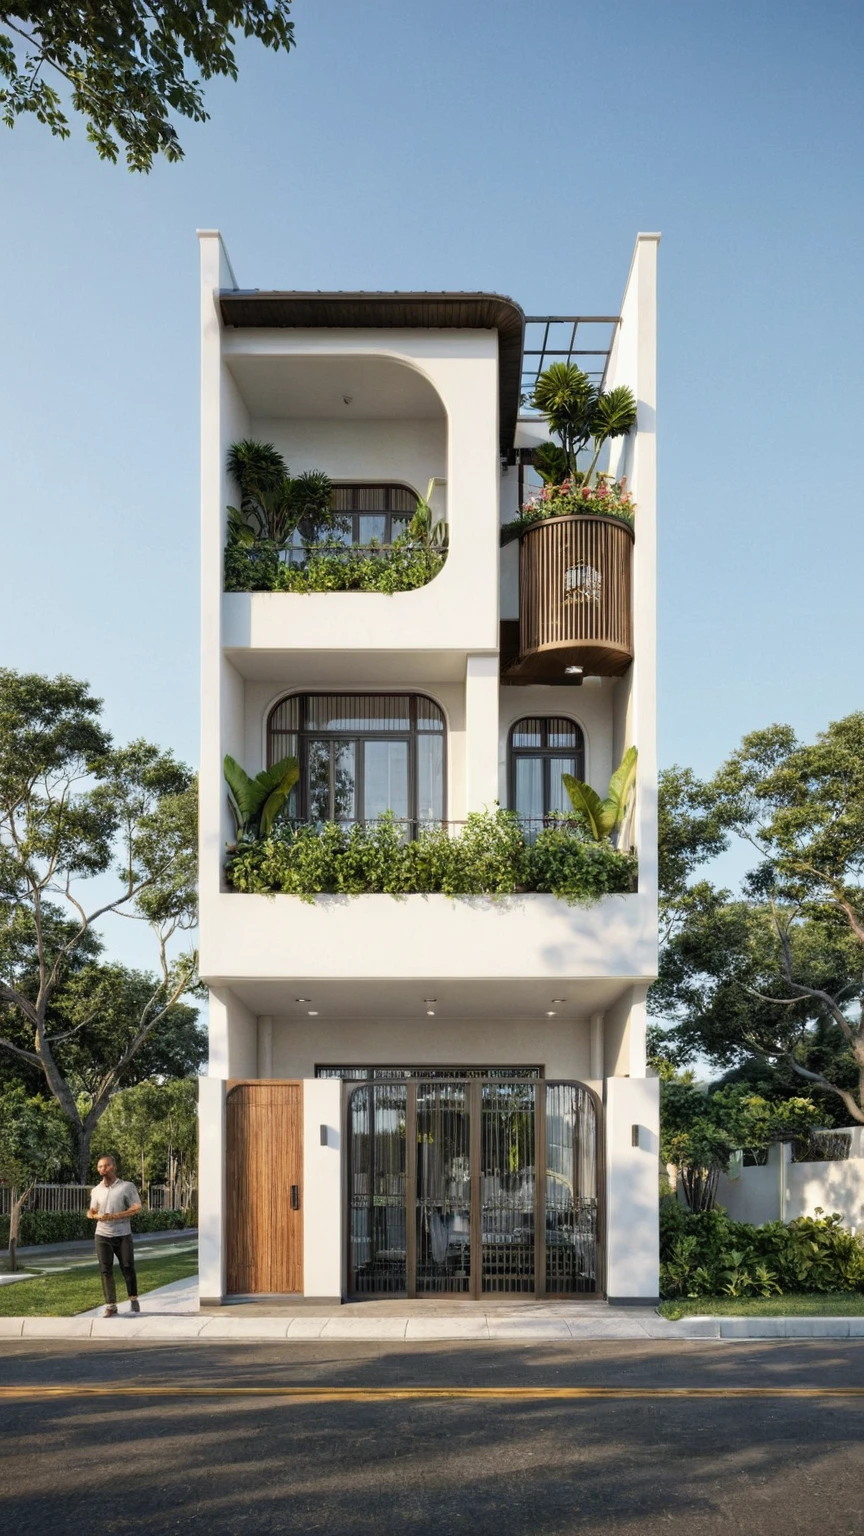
[198,1076,226,1303]
[302,1079,343,1300]
[717,1148,864,1232]
[606,1075,660,1302]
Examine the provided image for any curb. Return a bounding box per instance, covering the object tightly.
[2,1314,864,1342]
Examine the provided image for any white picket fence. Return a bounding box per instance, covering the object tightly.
[0,1182,191,1215]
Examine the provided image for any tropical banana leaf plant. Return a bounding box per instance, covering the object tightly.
[224,755,300,839]
[562,746,638,843]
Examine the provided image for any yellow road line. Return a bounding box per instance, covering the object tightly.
[2,1385,864,1401]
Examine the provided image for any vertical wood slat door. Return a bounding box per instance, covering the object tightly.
[226,1083,303,1295]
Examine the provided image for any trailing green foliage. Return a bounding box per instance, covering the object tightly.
[225,811,636,903]
[659,1197,864,1299]
[0,1207,188,1247]
[225,540,446,594]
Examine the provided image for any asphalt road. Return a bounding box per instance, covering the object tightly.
[2,1339,863,1534]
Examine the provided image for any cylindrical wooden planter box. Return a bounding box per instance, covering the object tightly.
[513,513,634,679]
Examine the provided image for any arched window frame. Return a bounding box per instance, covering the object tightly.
[266,691,447,829]
[507,715,586,823]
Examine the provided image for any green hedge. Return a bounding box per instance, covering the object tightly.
[660,1197,864,1298]
[226,810,637,904]
[0,1208,189,1247]
[224,540,444,594]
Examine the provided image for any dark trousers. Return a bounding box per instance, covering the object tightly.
[95,1234,138,1304]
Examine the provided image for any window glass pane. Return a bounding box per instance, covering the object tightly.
[307,740,331,821]
[391,517,410,540]
[363,740,409,821]
[333,741,356,820]
[514,758,544,820]
[417,734,444,823]
[511,718,543,749]
[357,514,387,546]
[417,698,445,733]
[306,695,411,732]
[547,719,579,750]
[547,757,577,815]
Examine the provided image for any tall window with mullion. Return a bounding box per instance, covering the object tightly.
[509,717,585,828]
[291,484,417,550]
[267,693,446,830]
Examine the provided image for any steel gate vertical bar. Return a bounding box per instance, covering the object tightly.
[470,1079,482,1300]
[535,1081,547,1298]
[406,1081,417,1298]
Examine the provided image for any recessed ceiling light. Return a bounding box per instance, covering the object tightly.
[551,999,566,1004]
[308,1010,318,1017]
[546,1010,557,1017]
[426,1009,435,1017]
[423,998,437,1004]
[296,997,310,1003]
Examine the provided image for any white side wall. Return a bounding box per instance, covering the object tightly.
[302,1079,343,1299]
[605,1075,660,1301]
[198,1076,226,1302]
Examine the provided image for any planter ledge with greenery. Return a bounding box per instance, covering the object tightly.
[222,751,638,903]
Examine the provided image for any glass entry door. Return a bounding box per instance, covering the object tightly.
[347,1077,601,1299]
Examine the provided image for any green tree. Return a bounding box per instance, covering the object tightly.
[0,0,295,170]
[651,716,864,1125]
[0,1085,69,1270]
[98,1077,198,1198]
[0,671,198,1177]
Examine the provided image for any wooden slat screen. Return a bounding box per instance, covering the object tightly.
[518,515,633,673]
[226,1083,303,1295]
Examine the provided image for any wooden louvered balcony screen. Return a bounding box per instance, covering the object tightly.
[515,514,634,679]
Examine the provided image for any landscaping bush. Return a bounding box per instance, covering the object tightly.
[225,810,637,904]
[0,1208,188,1247]
[659,1196,864,1299]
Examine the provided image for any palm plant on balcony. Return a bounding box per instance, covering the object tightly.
[501,366,637,546]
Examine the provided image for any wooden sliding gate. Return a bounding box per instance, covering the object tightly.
[226,1081,303,1295]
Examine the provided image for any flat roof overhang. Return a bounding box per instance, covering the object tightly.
[219,290,525,457]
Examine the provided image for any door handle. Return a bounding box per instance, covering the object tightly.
[290,1185,300,1210]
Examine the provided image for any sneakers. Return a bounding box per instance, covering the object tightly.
[129,1298,141,1314]
[103,1304,118,1318]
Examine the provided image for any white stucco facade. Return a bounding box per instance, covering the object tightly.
[197,231,661,1306]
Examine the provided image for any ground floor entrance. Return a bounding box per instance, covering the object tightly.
[346,1077,601,1299]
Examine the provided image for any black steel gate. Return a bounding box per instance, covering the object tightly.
[347,1077,602,1299]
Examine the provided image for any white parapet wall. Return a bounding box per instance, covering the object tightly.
[716,1141,864,1232]
[605,1075,660,1302]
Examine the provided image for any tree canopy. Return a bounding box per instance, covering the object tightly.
[652,714,864,1126]
[0,0,295,170]
[0,670,198,1176]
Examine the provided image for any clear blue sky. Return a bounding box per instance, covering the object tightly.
[1,0,862,959]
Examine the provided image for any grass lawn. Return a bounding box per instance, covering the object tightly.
[659,1293,864,1320]
[0,1248,198,1317]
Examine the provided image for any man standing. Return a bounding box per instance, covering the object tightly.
[87,1155,142,1318]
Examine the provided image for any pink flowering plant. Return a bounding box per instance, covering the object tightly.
[500,475,635,546]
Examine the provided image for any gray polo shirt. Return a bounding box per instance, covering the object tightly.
[89,1179,141,1238]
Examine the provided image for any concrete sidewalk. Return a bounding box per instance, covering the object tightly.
[3,1275,864,1340]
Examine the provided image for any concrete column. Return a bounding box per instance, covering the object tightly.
[198,1076,226,1304]
[257,1016,273,1078]
[465,653,500,812]
[303,1079,343,1301]
[589,1013,605,1081]
[605,1076,660,1303]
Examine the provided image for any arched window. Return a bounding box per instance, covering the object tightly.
[508,717,585,823]
[267,693,446,829]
